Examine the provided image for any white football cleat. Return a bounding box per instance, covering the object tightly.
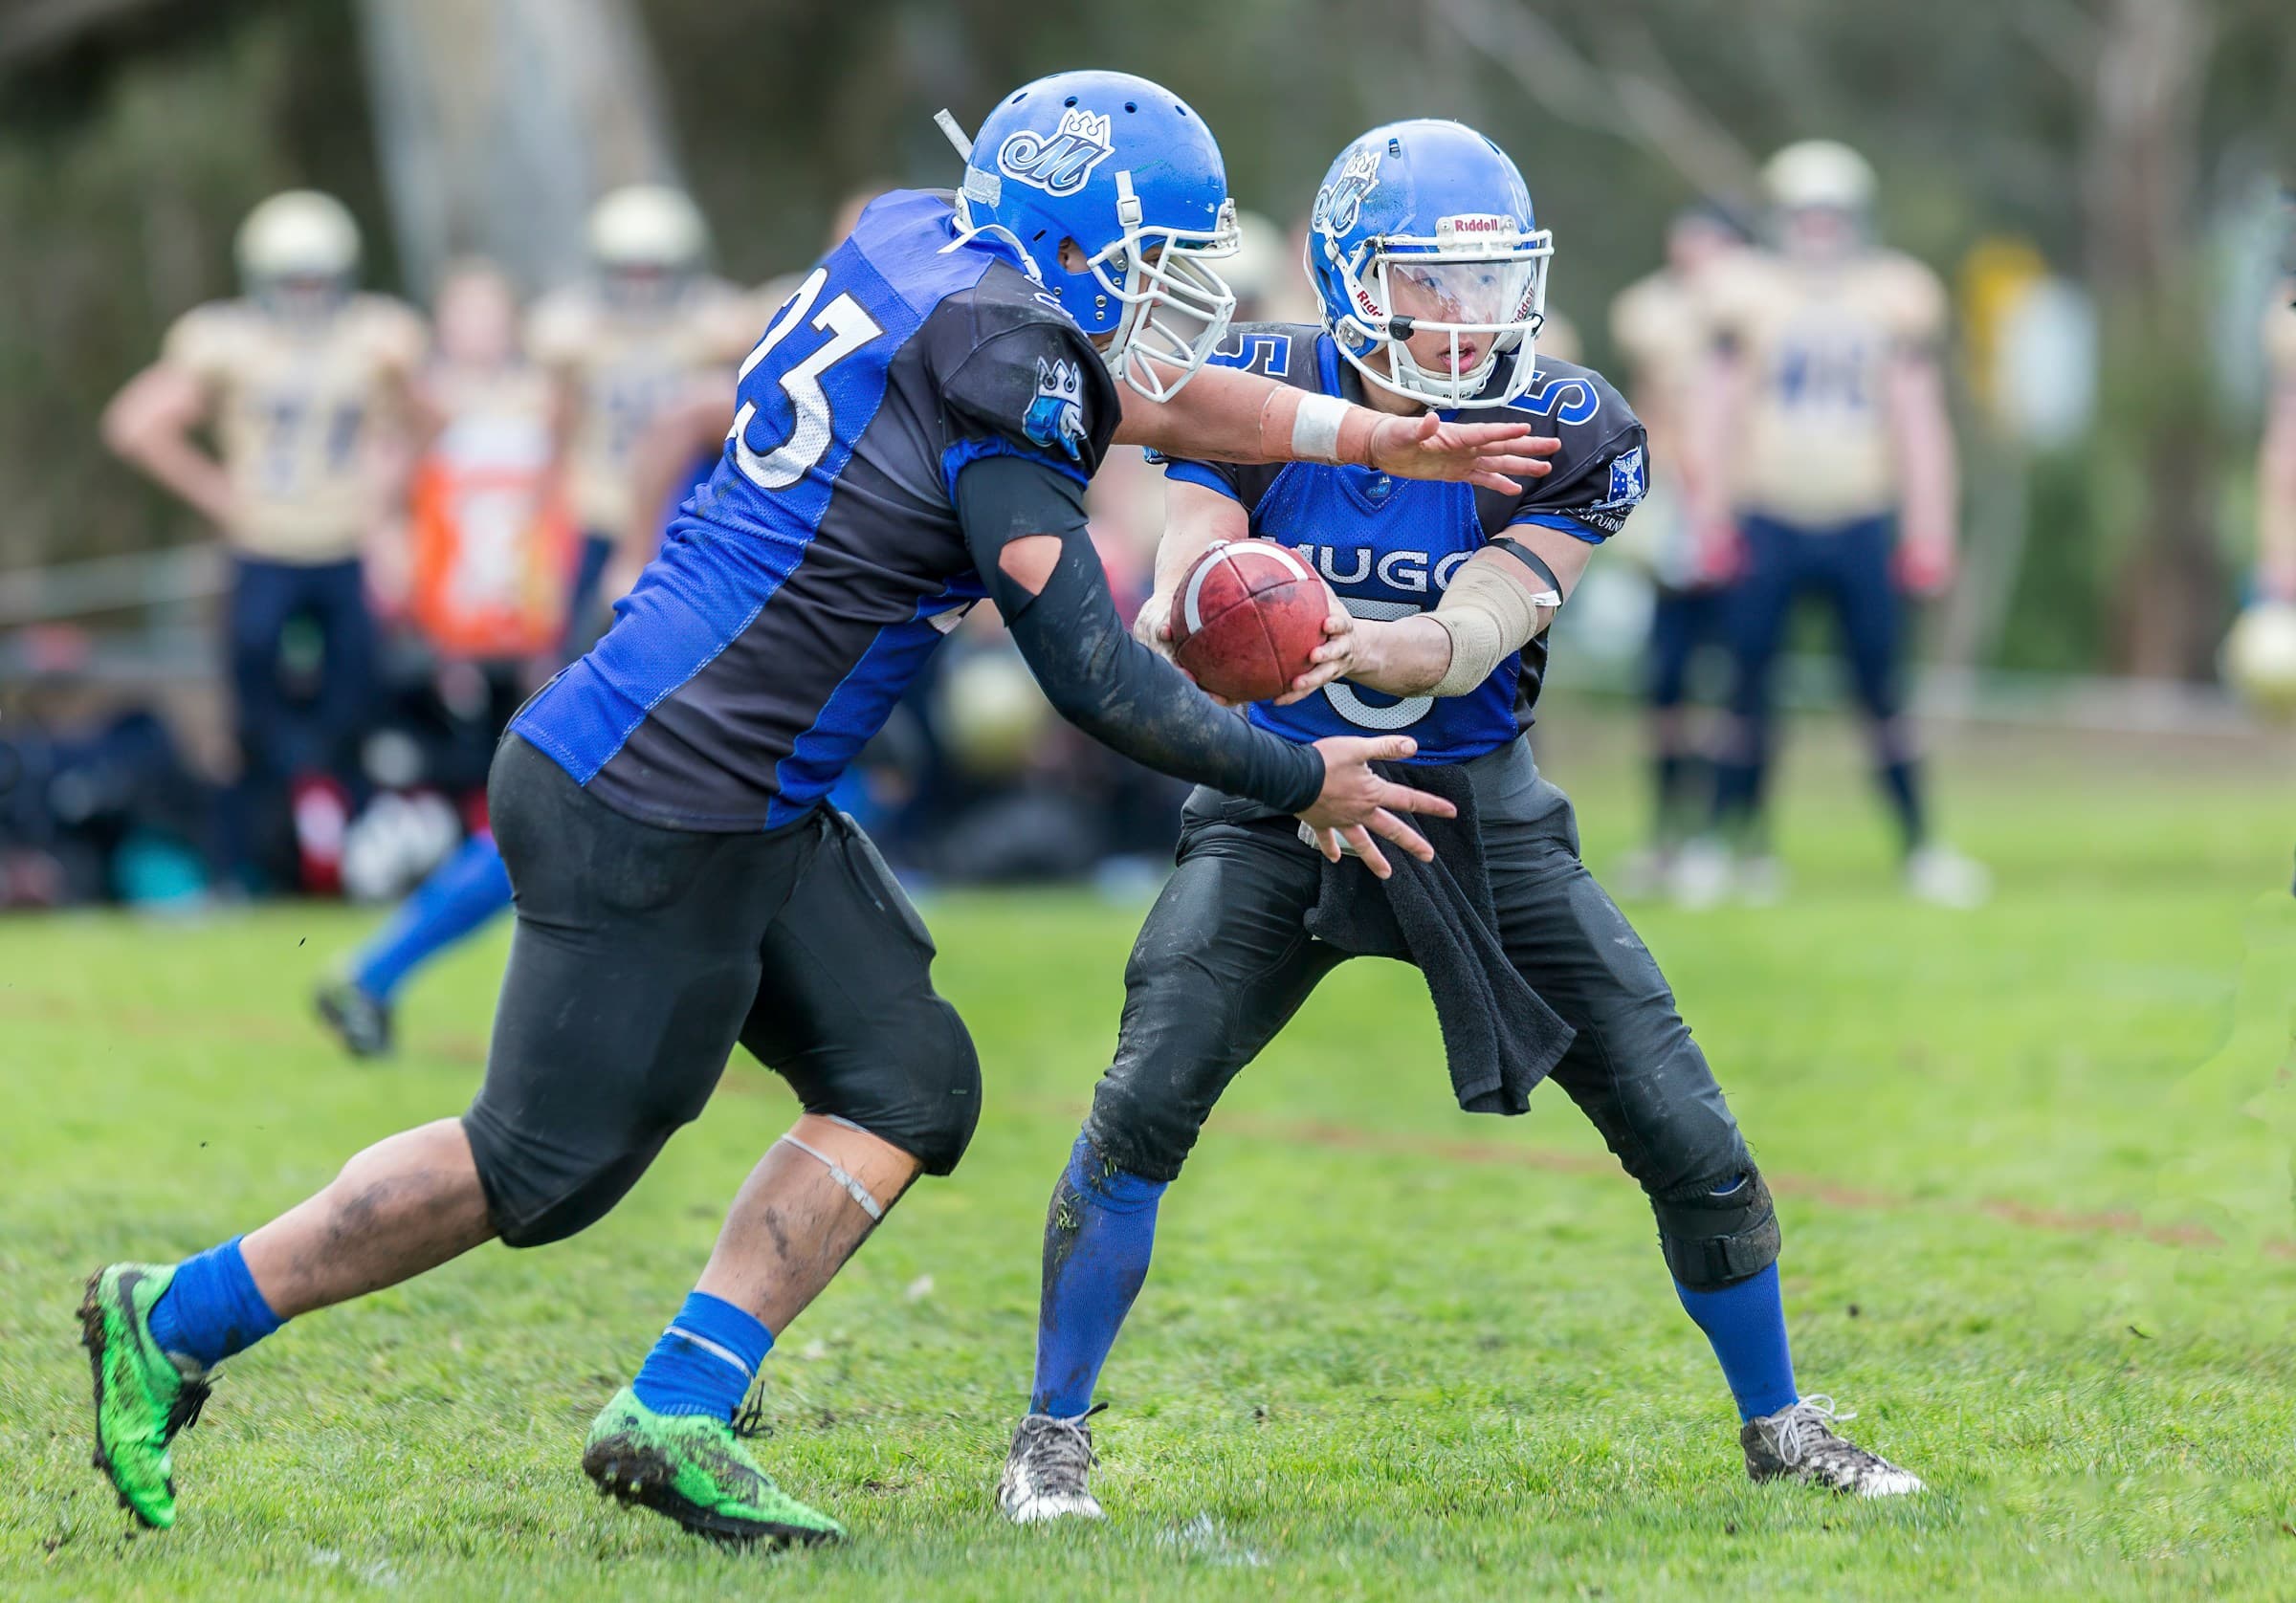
[1611,846,1676,901]
[1733,853,1788,907]
[995,1411,1105,1524]
[1905,844,1991,909]
[1668,838,1735,911]
[1742,1396,1924,1497]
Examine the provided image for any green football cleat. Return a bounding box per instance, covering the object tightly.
[582,1387,843,1548]
[78,1263,212,1529]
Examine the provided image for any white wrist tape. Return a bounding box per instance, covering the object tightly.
[1292,393,1350,464]
[1429,559,1549,696]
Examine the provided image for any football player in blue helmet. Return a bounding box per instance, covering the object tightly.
[76,74,1563,1546]
[1304,119,1552,410]
[996,120,1923,1524]
[949,76,1239,400]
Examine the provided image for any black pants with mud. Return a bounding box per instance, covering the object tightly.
[463,735,979,1248]
[1082,741,1773,1287]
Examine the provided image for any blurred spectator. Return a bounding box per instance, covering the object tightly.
[1676,142,1988,910]
[1607,204,1746,895]
[404,259,574,670]
[526,185,753,652]
[100,190,432,892]
[2255,275,2296,603]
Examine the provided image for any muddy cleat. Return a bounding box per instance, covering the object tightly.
[316,979,394,1059]
[582,1386,842,1547]
[79,1263,212,1529]
[996,1408,1106,1524]
[1742,1396,1923,1497]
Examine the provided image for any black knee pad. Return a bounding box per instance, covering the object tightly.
[1651,1165,1781,1290]
[900,999,983,1175]
[463,1108,674,1250]
[805,996,982,1178]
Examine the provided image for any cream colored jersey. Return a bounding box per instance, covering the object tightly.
[1537,307,1582,366]
[526,277,752,533]
[1699,248,1947,526]
[1610,270,1709,460]
[162,294,428,562]
[1608,269,1711,582]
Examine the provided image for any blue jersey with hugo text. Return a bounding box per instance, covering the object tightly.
[1160,326,1645,763]
[511,190,1119,830]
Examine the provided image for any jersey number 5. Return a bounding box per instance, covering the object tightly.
[1324,596,1434,730]
[731,266,884,492]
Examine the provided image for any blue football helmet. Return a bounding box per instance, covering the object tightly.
[1305,120,1552,408]
[945,70,1239,400]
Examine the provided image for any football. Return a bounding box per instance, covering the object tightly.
[1169,538,1334,704]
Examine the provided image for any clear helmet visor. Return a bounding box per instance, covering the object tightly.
[1327,228,1552,408]
[1390,255,1541,329]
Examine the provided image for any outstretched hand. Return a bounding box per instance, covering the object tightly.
[1366,412,1560,495]
[1296,735,1457,880]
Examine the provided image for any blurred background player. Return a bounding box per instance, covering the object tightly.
[101,190,430,891]
[1608,204,1745,895]
[314,189,753,1057]
[2240,261,2296,889]
[2249,269,2296,612]
[1677,142,1987,908]
[529,184,751,653]
[317,260,573,1055]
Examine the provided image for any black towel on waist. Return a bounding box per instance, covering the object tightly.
[1301,760,1574,1115]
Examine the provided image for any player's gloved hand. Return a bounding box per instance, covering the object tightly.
[1366,413,1560,495]
[1296,735,1457,880]
[1893,540,1954,597]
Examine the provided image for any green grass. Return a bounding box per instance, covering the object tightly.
[6,708,2296,1599]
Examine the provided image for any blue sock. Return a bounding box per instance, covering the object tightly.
[1674,1262,1798,1421]
[1030,1134,1167,1417]
[146,1237,284,1369]
[349,832,514,1003]
[632,1291,774,1420]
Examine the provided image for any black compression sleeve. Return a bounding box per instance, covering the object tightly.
[954,453,1325,814]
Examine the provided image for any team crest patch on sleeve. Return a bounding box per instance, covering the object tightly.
[998,106,1115,197]
[1600,446,1647,511]
[1023,357,1087,459]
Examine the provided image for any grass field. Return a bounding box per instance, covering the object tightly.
[5,709,2296,1599]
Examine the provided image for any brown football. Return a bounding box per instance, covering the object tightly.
[1169,538,1333,704]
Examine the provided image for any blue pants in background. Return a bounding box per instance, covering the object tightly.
[1711,514,1924,848]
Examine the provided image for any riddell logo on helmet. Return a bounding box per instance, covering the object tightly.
[997,106,1115,197]
[1435,213,1521,241]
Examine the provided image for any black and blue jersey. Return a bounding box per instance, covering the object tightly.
[1159,325,1645,763]
[513,189,1120,830]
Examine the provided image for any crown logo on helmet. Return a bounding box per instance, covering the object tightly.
[1311,144,1382,237]
[996,106,1115,197]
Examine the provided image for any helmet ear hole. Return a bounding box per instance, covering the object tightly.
[1057,237,1089,273]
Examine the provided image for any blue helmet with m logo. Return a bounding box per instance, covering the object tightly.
[945,70,1239,401]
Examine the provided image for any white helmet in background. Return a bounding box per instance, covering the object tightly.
[236,190,361,310]
[586,184,708,274]
[1762,141,1876,214]
[2224,603,2296,720]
